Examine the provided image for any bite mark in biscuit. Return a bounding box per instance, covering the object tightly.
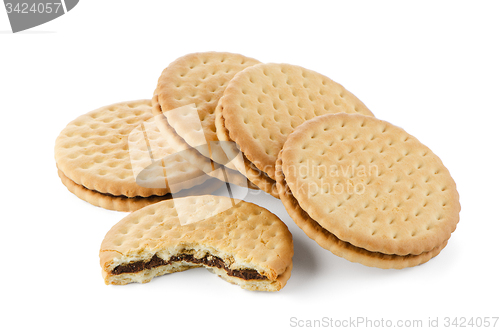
[100,195,294,291]
[111,253,266,280]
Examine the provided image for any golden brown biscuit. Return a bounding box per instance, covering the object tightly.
[100,195,294,291]
[153,52,261,173]
[276,155,448,269]
[57,167,223,212]
[55,100,218,211]
[155,52,260,146]
[214,100,279,198]
[151,94,258,189]
[277,113,460,267]
[215,63,374,190]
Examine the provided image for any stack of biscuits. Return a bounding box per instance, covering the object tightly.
[55,51,460,291]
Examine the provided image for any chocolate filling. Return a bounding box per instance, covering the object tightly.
[111,253,267,281]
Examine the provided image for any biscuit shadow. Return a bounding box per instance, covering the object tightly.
[346,239,457,281]
[332,255,402,283]
[282,233,319,293]
[325,248,450,292]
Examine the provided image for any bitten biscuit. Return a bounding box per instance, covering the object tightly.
[215,63,374,193]
[100,195,294,291]
[277,113,460,268]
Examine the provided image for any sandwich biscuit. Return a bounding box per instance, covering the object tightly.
[100,195,294,291]
[215,63,373,195]
[55,99,217,211]
[277,113,460,268]
[153,52,261,186]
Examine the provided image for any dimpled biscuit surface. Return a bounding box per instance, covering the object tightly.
[155,52,260,147]
[100,195,294,291]
[281,113,460,256]
[151,94,257,189]
[55,100,208,197]
[214,101,279,198]
[219,63,374,180]
[276,154,448,269]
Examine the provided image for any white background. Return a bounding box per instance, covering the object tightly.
[1,1,499,330]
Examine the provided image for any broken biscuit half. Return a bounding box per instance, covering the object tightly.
[99,195,293,291]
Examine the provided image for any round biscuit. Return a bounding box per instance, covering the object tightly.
[154,52,260,168]
[55,100,209,197]
[218,63,374,180]
[281,113,460,256]
[151,95,260,190]
[276,154,448,269]
[214,100,279,198]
